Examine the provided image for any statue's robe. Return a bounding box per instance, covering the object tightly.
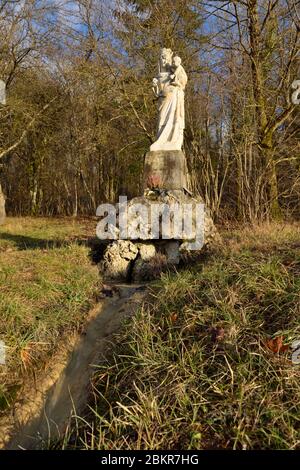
[151,66,187,152]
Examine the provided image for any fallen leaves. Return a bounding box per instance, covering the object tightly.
[211,326,225,343]
[264,335,289,354]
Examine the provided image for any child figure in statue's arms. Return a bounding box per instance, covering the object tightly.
[170,56,187,90]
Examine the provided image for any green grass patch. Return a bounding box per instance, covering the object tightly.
[0,217,100,412]
[62,222,300,450]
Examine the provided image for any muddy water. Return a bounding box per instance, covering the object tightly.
[3,284,146,450]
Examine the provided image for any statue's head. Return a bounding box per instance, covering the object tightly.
[173,56,182,67]
[160,48,173,69]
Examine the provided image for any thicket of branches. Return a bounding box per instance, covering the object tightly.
[0,0,299,221]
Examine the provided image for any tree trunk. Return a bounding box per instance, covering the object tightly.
[73,176,78,217]
[0,183,6,225]
[30,176,38,215]
[248,0,281,219]
[262,132,282,220]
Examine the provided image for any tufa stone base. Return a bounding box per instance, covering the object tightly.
[99,240,175,283]
[97,189,219,283]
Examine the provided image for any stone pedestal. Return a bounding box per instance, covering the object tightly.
[97,190,219,282]
[144,150,188,190]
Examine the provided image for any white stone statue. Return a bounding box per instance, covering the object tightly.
[150,48,187,152]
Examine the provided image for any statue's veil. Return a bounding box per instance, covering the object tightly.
[159,48,173,73]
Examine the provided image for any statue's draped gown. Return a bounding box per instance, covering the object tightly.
[150,66,188,152]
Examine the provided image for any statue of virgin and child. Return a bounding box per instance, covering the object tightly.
[151,48,188,152]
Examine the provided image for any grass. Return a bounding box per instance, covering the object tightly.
[60,222,300,450]
[0,217,101,412]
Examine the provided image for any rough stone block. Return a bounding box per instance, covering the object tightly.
[98,240,138,281]
[144,150,188,190]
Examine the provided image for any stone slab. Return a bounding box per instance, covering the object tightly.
[144,150,188,190]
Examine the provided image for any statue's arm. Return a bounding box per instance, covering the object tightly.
[170,68,187,89]
[178,69,187,90]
